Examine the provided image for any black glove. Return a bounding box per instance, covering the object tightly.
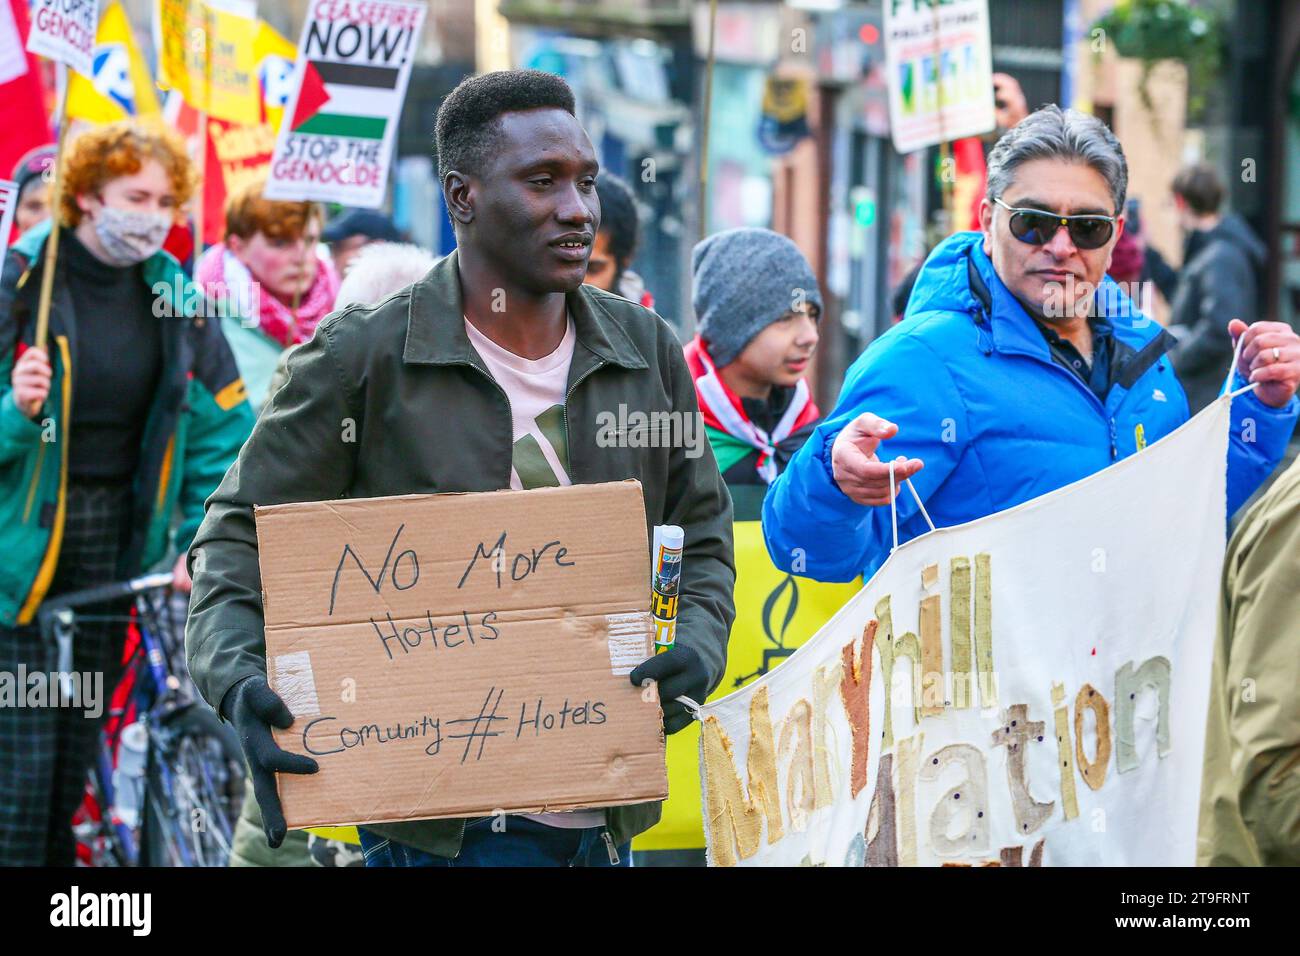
[629,644,710,735]
[224,675,319,848]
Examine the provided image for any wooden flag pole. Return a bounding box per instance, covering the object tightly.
[290,269,303,336]
[193,109,206,258]
[697,0,718,242]
[34,66,72,354]
[289,227,309,339]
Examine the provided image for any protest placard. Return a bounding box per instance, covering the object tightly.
[883,0,995,153]
[255,481,668,829]
[264,0,425,206]
[26,0,97,78]
[701,397,1232,866]
[0,178,18,246]
[1,0,30,86]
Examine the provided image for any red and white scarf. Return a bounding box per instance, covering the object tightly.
[196,244,340,347]
[684,335,819,483]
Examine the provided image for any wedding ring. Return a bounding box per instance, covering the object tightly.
[1273,346,1282,363]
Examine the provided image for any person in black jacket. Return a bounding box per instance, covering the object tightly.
[1168,164,1269,412]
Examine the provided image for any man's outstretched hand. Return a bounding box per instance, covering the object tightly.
[630,644,709,735]
[830,412,924,505]
[224,675,319,848]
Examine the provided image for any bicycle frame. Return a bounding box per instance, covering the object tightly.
[42,572,243,867]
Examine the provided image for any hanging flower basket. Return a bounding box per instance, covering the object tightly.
[1092,0,1223,118]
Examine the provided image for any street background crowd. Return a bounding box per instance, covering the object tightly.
[1,0,1299,868]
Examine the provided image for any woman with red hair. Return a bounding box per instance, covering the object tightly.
[0,120,253,865]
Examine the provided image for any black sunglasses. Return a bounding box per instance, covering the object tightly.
[993,197,1116,250]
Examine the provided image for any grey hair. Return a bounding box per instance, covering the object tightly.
[334,242,438,310]
[985,104,1128,214]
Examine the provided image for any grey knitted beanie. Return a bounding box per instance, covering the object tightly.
[691,227,823,367]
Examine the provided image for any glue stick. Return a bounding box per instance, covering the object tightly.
[651,525,683,650]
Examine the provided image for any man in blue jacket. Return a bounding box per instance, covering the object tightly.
[764,106,1300,583]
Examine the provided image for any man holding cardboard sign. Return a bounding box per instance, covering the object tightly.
[185,70,736,866]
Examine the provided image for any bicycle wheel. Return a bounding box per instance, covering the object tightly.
[140,704,246,867]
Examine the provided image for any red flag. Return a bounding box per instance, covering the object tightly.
[0,0,53,177]
[289,61,331,131]
[952,137,988,232]
[202,115,278,247]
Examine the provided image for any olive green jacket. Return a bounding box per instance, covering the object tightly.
[1198,454,1300,865]
[185,250,736,858]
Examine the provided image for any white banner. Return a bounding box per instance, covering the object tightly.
[0,0,29,86]
[701,397,1231,866]
[0,178,18,247]
[26,0,98,79]
[264,0,425,207]
[883,0,995,153]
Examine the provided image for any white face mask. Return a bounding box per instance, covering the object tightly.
[91,205,173,267]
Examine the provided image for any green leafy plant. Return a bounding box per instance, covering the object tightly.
[1093,0,1223,118]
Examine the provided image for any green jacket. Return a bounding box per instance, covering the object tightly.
[219,315,285,414]
[0,222,254,627]
[1198,453,1300,865]
[185,250,737,857]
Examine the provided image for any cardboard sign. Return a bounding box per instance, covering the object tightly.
[263,0,424,207]
[701,398,1231,866]
[255,481,668,829]
[883,0,995,153]
[26,0,98,78]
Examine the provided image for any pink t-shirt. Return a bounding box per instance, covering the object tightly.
[465,315,606,830]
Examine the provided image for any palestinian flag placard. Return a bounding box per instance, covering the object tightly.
[264,0,425,207]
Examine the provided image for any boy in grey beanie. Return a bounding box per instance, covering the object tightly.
[685,228,823,487]
[692,228,823,366]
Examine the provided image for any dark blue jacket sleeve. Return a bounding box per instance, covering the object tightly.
[762,332,971,582]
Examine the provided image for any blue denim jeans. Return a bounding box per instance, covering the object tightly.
[358,816,632,867]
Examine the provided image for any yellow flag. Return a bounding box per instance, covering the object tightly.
[66,3,162,124]
[253,20,297,131]
[204,0,259,125]
[154,0,205,106]
[154,0,259,124]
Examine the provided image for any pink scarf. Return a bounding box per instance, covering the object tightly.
[196,244,340,347]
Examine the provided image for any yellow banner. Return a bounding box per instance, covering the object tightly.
[632,520,861,852]
[66,3,162,124]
